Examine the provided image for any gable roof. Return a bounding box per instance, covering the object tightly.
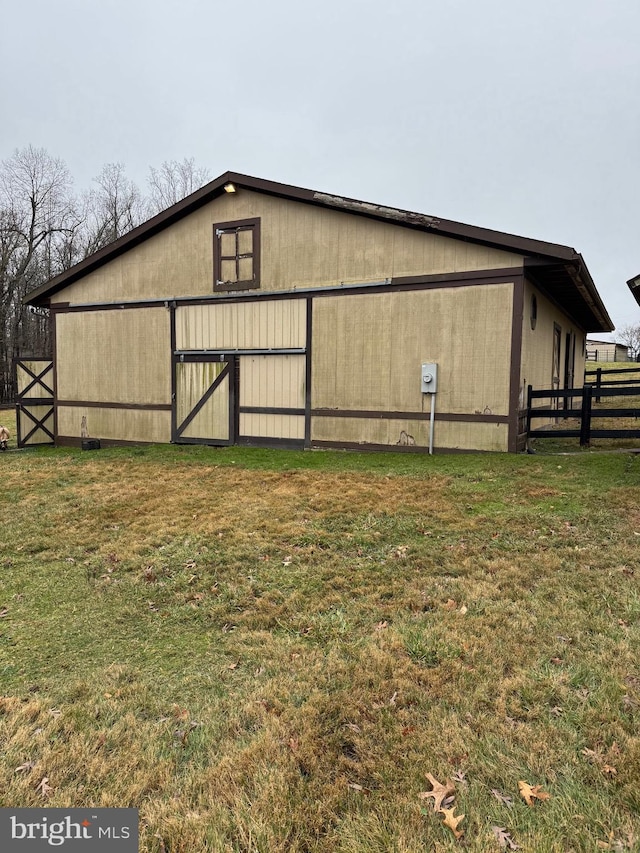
[24,171,613,331]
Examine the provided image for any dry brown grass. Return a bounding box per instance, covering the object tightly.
[0,446,639,851]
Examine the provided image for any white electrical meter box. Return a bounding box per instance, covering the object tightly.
[421,363,438,393]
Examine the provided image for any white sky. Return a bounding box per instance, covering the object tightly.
[1,0,639,334]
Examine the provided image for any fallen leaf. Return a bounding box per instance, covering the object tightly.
[459,605,468,615]
[602,764,617,776]
[172,706,189,720]
[36,777,52,798]
[452,770,467,787]
[375,620,388,631]
[347,782,371,794]
[582,747,600,764]
[282,556,292,566]
[491,788,513,807]
[492,826,520,849]
[444,598,457,610]
[0,608,9,618]
[518,780,551,806]
[15,761,36,774]
[439,805,464,840]
[418,773,456,812]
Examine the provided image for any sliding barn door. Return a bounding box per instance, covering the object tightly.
[173,357,235,445]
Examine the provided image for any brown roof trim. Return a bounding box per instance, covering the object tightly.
[627,272,640,306]
[24,171,609,326]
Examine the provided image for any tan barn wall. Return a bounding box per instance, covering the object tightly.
[52,191,523,305]
[56,308,170,405]
[311,416,508,452]
[520,279,586,412]
[312,284,513,435]
[57,406,170,443]
[176,300,306,350]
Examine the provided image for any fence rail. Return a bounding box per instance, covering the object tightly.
[527,383,640,447]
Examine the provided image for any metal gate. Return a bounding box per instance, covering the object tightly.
[14,359,55,447]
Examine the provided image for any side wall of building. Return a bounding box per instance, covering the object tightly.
[520,277,587,417]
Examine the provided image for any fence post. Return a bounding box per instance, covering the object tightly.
[595,367,602,403]
[526,385,533,436]
[580,384,593,447]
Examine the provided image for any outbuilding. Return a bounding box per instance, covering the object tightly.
[22,172,613,453]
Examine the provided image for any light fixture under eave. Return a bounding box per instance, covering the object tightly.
[224,182,237,194]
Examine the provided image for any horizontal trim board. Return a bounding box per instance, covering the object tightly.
[310,409,508,424]
[237,436,305,449]
[51,301,168,313]
[239,406,305,416]
[47,268,520,313]
[310,440,494,455]
[57,436,156,448]
[175,349,305,359]
[56,400,172,411]
[173,437,234,446]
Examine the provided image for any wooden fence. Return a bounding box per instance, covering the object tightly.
[584,365,640,402]
[527,381,640,447]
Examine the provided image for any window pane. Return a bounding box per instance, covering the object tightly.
[220,232,236,258]
[221,260,237,282]
[238,257,254,281]
[238,229,253,255]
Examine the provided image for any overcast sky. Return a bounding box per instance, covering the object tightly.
[1,0,638,334]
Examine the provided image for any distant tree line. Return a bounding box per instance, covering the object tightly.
[0,146,210,403]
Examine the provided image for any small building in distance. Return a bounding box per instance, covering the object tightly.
[23,172,613,453]
[586,338,631,363]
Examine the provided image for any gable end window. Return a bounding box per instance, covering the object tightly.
[213,218,260,291]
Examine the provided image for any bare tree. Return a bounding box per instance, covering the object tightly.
[84,163,144,251]
[0,146,80,400]
[147,157,211,215]
[616,323,640,360]
[0,150,211,403]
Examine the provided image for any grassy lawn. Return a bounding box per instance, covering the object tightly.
[0,443,639,851]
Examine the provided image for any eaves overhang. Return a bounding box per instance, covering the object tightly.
[627,272,640,307]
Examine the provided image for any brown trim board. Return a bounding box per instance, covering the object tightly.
[311,409,508,424]
[47,268,523,313]
[56,401,172,411]
[310,440,495,455]
[508,275,525,452]
[57,437,157,448]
